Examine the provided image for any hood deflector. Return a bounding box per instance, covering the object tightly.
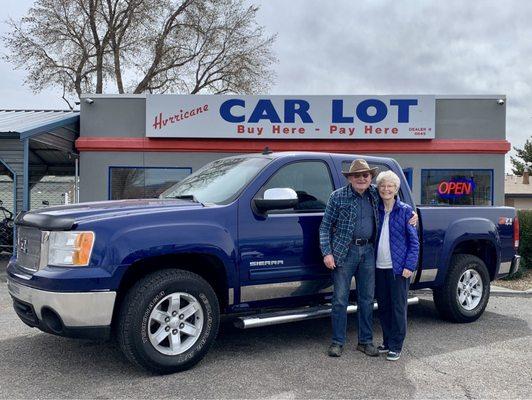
[15,212,76,231]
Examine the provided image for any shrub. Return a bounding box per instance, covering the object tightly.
[517,209,532,271]
[502,210,531,280]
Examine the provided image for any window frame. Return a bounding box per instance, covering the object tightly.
[108,166,193,200]
[341,160,408,202]
[402,168,413,191]
[419,168,494,206]
[253,159,336,215]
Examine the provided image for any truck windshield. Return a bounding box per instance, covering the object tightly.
[160,156,271,204]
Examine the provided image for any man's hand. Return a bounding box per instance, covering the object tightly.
[402,269,413,279]
[408,211,418,227]
[324,254,336,270]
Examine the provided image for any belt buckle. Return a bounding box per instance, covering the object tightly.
[355,238,363,246]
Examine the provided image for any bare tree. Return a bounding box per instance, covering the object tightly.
[3,0,276,107]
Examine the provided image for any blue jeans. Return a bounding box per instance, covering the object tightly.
[331,244,375,346]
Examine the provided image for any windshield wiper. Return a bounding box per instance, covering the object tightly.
[171,194,200,203]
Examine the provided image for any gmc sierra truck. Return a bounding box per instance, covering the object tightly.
[7,151,520,373]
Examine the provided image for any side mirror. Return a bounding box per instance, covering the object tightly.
[253,188,298,213]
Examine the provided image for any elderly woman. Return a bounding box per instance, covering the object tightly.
[375,170,419,361]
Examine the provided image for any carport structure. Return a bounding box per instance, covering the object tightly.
[0,110,80,252]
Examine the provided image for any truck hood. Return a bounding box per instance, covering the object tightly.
[18,199,204,228]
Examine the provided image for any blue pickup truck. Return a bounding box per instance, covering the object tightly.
[7,151,520,373]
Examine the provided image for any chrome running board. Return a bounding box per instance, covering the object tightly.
[234,297,420,329]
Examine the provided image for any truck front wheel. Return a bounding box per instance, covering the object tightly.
[117,269,219,374]
[433,254,490,323]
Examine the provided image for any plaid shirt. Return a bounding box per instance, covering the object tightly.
[319,184,380,265]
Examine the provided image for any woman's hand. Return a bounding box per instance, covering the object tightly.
[402,269,413,279]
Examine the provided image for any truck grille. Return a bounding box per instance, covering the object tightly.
[16,226,43,272]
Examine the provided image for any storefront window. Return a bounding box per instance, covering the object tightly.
[110,167,192,200]
[421,169,493,206]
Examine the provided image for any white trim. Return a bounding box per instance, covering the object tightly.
[80,94,147,99]
[228,288,234,305]
[240,278,355,302]
[80,94,506,100]
[435,95,506,100]
[419,268,438,283]
[498,261,511,274]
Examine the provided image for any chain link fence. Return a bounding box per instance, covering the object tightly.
[30,176,76,210]
[0,175,15,259]
[0,175,76,259]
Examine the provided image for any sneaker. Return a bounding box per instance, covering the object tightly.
[377,345,390,354]
[328,343,343,357]
[387,351,401,361]
[356,343,379,357]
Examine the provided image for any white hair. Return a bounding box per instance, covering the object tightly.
[376,170,401,192]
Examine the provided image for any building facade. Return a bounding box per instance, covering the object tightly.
[76,95,510,206]
[505,173,532,209]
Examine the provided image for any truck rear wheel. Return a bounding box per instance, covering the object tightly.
[117,269,219,374]
[433,254,490,323]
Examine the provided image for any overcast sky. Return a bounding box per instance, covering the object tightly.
[1,0,530,171]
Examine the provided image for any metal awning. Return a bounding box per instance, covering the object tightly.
[0,110,80,211]
[0,110,78,135]
[0,109,79,152]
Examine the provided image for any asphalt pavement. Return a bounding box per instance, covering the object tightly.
[0,262,531,399]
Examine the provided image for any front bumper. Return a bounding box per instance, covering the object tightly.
[7,277,116,339]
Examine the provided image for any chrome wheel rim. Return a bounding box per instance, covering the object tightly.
[148,292,204,356]
[457,269,483,311]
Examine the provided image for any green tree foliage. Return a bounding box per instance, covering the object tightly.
[510,138,532,175]
[504,210,531,280]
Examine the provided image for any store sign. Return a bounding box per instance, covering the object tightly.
[146,95,435,139]
[437,178,475,199]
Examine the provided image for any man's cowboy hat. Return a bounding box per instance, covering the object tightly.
[342,159,379,177]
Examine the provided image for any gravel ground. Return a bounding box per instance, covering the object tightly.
[1,281,531,399]
[1,257,531,399]
[495,268,532,291]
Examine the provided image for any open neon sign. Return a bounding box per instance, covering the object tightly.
[437,178,475,199]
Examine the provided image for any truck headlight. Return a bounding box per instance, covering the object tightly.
[47,231,95,266]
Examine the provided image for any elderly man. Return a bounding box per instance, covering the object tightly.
[320,159,416,358]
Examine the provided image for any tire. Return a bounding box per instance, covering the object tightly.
[117,269,220,374]
[433,254,490,323]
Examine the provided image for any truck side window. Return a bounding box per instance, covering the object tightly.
[256,161,334,212]
[341,161,403,200]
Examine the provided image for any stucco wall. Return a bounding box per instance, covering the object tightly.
[80,151,241,202]
[79,95,507,205]
[80,150,504,205]
[506,197,532,210]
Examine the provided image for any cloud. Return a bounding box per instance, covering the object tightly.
[1,0,531,170]
[253,0,532,168]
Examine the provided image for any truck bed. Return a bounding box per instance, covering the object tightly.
[414,206,516,288]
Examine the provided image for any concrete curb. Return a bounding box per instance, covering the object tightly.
[411,286,532,298]
[490,285,532,298]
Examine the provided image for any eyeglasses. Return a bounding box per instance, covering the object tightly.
[353,172,370,179]
[379,184,397,189]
